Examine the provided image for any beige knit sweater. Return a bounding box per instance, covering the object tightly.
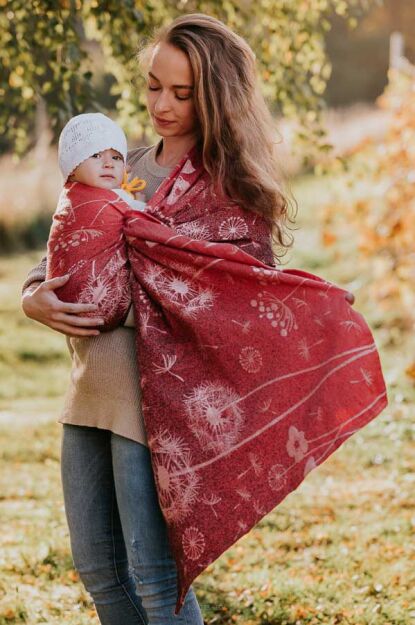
[22,144,172,446]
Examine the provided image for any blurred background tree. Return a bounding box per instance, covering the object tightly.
[0,0,372,156]
[326,0,415,106]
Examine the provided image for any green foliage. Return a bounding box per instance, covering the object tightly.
[1,0,371,157]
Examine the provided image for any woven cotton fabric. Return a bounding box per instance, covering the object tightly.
[46,146,388,615]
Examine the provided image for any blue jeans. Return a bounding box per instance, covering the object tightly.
[60,424,204,625]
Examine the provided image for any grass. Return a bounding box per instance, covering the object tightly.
[1,170,415,624]
[0,252,70,407]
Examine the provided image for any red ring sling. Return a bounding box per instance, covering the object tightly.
[47,146,388,614]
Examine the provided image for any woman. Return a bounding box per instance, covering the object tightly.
[21,13,353,625]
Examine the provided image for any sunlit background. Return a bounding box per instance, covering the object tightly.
[1,1,414,623]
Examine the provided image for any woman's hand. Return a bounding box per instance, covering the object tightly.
[21,275,105,337]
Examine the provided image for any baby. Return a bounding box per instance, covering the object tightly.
[58,112,146,209]
[46,113,146,329]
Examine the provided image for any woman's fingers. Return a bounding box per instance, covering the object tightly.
[43,274,71,289]
[42,275,97,309]
[51,322,101,337]
[59,301,100,314]
[53,312,105,327]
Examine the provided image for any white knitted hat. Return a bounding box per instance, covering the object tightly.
[58,113,128,181]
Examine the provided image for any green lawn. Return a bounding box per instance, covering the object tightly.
[1,174,414,624]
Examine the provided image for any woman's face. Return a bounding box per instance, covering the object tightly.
[146,42,198,140]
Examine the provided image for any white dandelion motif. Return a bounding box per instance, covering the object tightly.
[350,367,374,387]
[318,290,331,300]
[313,315,326,328]
[233,487,252,509]
[259,398,272,413]
[292,297,309,310]
[218,216,249,240]
[250,291,298,337]
[143,265,216,318]
[237,452,263,479]
[78,273,112,310]
[149,429,200,523]
[181,287,216,319]
[165,276,194,301]
[53,228,103,252]
[253,499,266,516]
[340,319,363,333]
[239,346,263,373]
[310,406,324,423]
[77,254,130,318]
[231,319,252,334]
[184,381,245,453]
[267,464,288,492]
[152,354,185,382]
[297,337,325,361]
[201,492,222,517]
[286,426,308,463]
[237,520,248,532]
[182,526,205,561]
[176,221,211,240]
[62,258,87,277]
[142,264,166,290]
[139,311,168,337]
[252,266,280,285]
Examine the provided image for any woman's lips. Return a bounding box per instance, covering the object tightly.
[154,116,175,126]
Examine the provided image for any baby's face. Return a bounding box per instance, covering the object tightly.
[69,148,125,189]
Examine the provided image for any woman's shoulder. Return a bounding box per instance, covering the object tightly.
[127,145,155,168]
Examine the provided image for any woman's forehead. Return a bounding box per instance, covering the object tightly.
[149,42,193,85]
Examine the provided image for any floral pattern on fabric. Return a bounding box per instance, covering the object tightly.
[46,147,388,615]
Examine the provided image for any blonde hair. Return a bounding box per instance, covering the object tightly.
[138,13,296,261]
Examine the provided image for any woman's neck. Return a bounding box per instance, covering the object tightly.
[155,135,197,168]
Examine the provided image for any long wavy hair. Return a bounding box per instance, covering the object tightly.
[138,13,296,262]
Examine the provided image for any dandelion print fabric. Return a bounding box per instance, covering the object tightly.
[47,147,388,615]
[46,182,132,328]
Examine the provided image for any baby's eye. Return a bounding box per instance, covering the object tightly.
[113,154,123,161]
[91,152,102,158]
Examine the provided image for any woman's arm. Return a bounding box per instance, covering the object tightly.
[21,257,105,337]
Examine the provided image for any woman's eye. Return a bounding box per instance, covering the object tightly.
[148,85,160,91]
[175,94,191,101]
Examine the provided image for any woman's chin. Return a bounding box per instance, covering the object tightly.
[154,127,177,138]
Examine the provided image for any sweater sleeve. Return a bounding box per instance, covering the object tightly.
[21,255,47,295]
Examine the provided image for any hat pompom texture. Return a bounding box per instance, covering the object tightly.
[58,113,128,181]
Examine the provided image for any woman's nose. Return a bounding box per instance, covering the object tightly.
[154,90,172,113]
